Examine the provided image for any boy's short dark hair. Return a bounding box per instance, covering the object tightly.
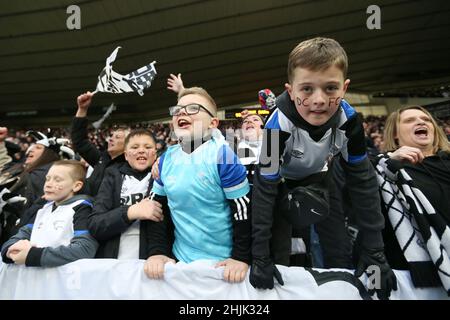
[52,160,86,183]
[124,128,156,147]
[287,37,348,83]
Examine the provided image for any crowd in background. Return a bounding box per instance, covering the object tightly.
[4,115,450,164]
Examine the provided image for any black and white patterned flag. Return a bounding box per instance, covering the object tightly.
[93,46,157,96]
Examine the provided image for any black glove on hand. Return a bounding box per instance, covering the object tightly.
[250,257,284,289]
[355,247,398,300]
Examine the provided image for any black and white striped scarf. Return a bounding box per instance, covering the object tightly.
[375,156,450,295]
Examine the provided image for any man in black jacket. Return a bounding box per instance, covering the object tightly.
[71,92,128,195]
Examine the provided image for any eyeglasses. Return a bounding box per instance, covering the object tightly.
[169,104,215,117]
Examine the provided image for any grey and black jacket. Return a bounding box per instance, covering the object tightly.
[252,91,385,259]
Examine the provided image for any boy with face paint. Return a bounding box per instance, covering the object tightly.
[250,37,397,300]
[1,160,98,267]
[88,129,162,259]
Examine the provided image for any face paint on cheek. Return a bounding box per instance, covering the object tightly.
[296,97,310,107]
[328,97,342,108]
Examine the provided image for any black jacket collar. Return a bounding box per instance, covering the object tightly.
[109,153,126,165]
[118,162,152,180]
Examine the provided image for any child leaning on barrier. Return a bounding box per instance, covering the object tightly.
[87,128,162,259]
[250,37,397,299]
[1,160,98,267]
[144,87,252,283]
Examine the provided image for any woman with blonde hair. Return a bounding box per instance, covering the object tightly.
[375,105,450,293]
[383,105,450,161]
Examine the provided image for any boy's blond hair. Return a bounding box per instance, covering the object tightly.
[52,160,86,183]
[178,87,217,116]
[288,37,348,83]
[383,105,450,153]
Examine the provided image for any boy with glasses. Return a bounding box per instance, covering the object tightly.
[144,87,252,283]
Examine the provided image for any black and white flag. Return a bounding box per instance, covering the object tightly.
[93,46,157,96]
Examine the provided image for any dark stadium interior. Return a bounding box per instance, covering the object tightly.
[1,0,450,127]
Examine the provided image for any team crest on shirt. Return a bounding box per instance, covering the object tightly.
[197,171,215,188]
[53,220,66,231]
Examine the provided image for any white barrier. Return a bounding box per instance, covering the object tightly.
[0,259,448,300]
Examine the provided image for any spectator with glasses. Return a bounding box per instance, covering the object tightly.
[144,87,252,284]
[71,92,129,195]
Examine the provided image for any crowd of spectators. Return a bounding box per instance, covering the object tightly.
[4,114,450,164]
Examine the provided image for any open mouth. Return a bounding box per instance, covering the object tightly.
[177,119,191,129]
[414,127,428,138]
[136,156,148,162]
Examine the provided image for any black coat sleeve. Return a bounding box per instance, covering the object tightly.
[70,117,101,167]
[340,115,385,249]
[251,128,290,259]
[145,193,174,258]
[87,168,132,242]
[227,192,252,264]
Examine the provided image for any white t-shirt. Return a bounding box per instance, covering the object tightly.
[30,199,86,248]
[117,172,151,260]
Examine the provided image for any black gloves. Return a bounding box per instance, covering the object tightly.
[250,257,284,289]
[355,247,398,300]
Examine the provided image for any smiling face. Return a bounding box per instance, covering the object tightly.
[396,109,435,152]
[43,165,83,205]
[286,65,350,126]
[242,115,264,141]
[25,143,45,165]
[124,134,157,171]
[172,93,219,141]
